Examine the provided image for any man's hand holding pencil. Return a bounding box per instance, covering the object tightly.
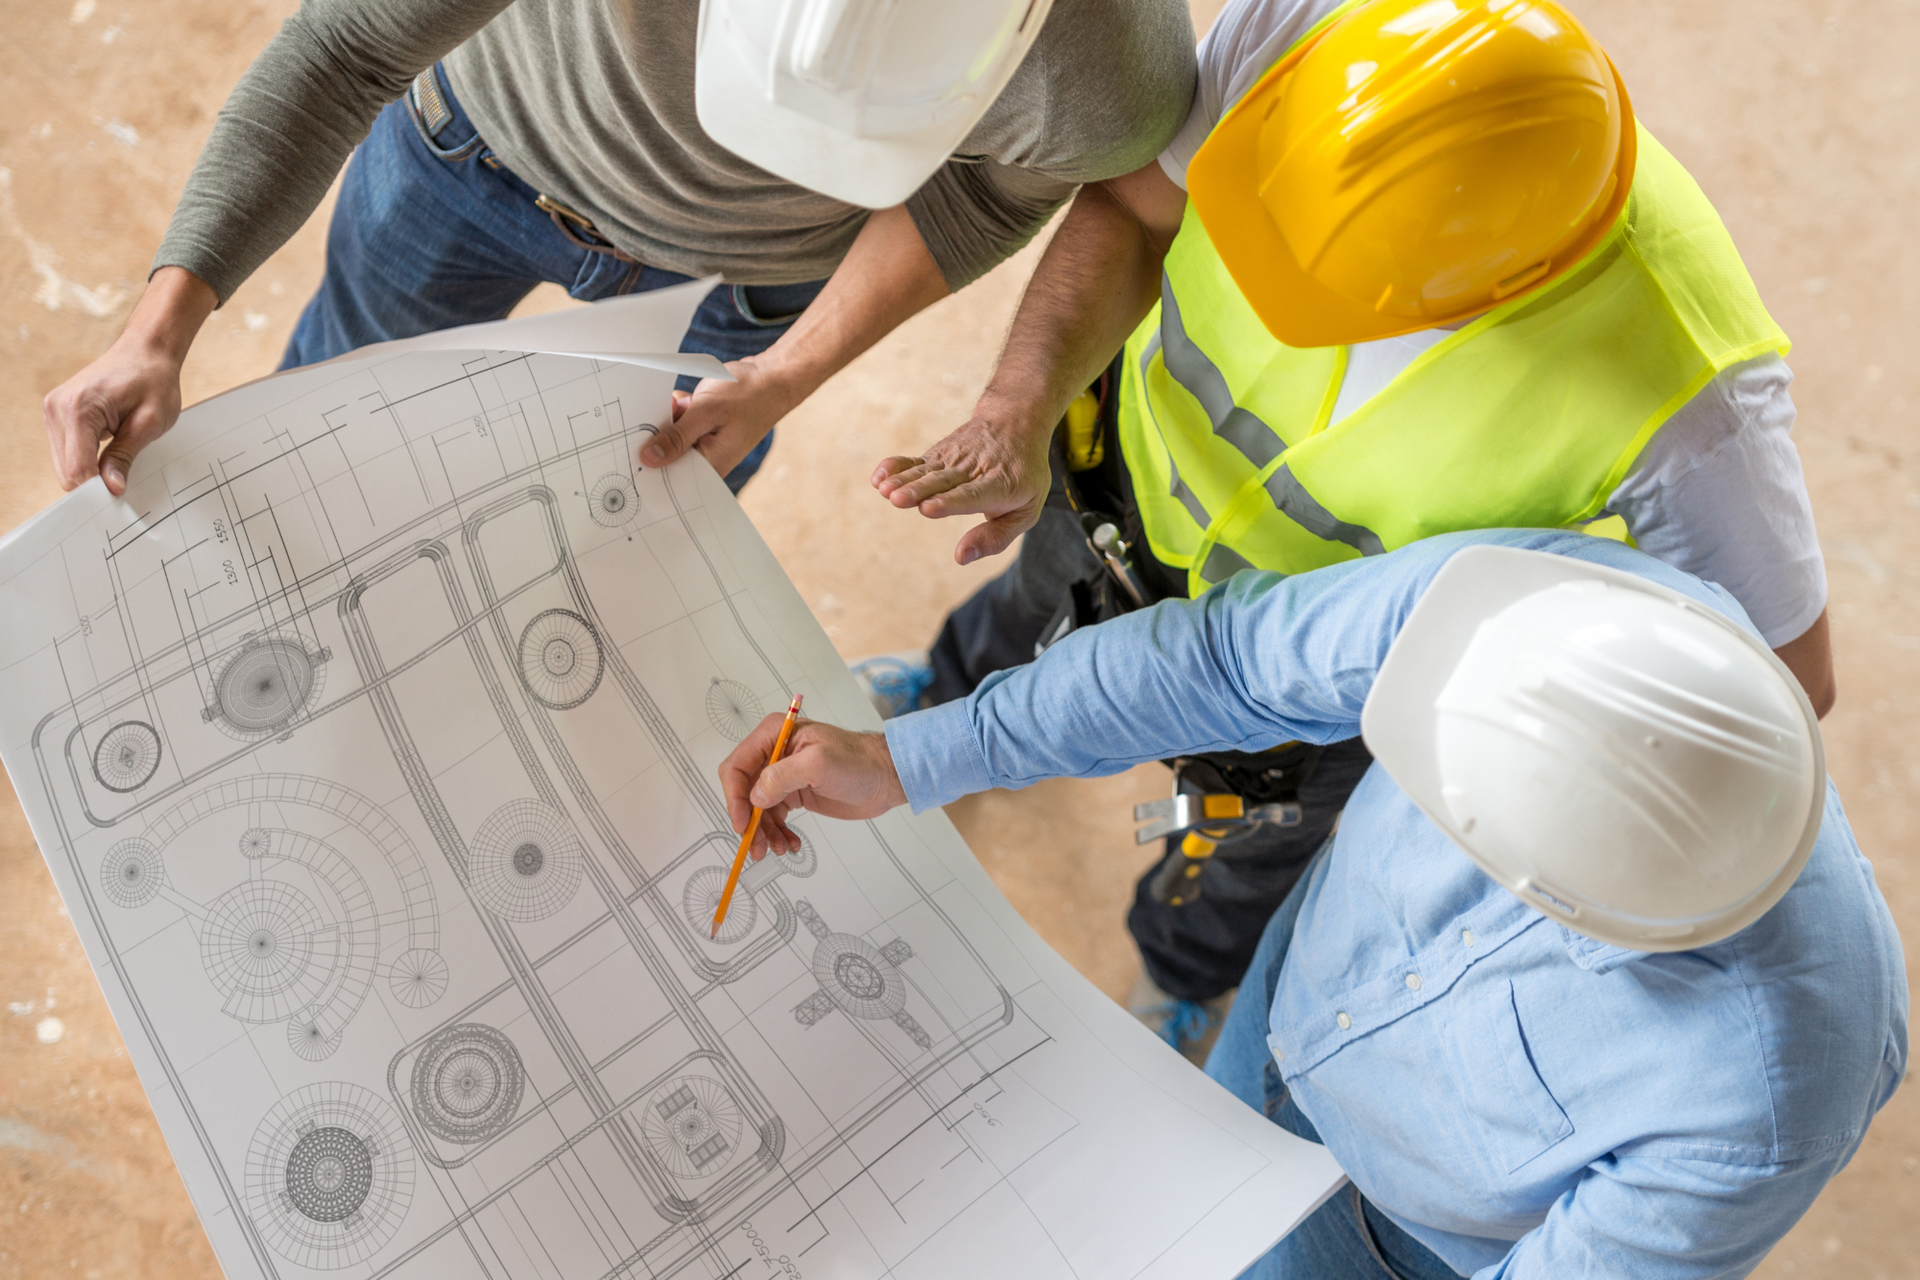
[718,715,906,859]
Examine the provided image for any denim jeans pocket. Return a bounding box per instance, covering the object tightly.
[730,282,824,327]
[406,65,484,162]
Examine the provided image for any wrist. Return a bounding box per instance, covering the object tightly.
[969,387,1058,445]
[123,267,217,364]
[736,342,819,419]
[860,731,908,810]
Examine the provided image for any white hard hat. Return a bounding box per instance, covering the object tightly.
[695,0,1056,209]
[1361,545,1825,952]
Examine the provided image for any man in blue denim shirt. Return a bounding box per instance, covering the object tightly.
[719,528,1907,1278]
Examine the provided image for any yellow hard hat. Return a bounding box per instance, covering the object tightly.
[1188,0,1636,348]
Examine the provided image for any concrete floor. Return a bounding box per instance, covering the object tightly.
[0,0,1915,1275]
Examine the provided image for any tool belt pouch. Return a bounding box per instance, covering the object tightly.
[1034,552,1137,657]
[1177,744,1325,803]
[1034,374,1155,657]
[1167,743,1325,848]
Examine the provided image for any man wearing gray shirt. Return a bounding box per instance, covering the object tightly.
[42,0,1196,495]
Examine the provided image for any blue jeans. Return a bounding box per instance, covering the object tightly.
[1206,852,1465,1280]
[280,64,826,494]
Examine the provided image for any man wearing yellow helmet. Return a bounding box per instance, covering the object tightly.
[870,0,1835,1051]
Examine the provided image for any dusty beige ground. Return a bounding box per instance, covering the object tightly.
[1,0,1915,1274]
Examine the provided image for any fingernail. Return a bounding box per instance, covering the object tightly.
[959,547,978,566]
[102,462,126,493]
[639,447,660,466]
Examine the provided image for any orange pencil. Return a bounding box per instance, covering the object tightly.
[711,693,803,938]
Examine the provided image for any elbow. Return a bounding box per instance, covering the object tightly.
[1772,609,1835,720]
[1806,671,1837,720]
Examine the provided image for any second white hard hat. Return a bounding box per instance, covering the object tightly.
[696,0,1057,209]
[1362,545,1825,952]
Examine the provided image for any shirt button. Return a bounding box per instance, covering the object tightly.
[1274,1049,1285,1062]
[1336,1012,1352,1030]
[1462,929,1476,947]
[1405,973,1422,991]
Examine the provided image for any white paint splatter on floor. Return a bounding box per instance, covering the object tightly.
[0,168,130,317]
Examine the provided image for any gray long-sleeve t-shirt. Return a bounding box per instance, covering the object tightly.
[155,0,1198,303]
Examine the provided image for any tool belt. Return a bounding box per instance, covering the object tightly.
[1035,357,1325,905]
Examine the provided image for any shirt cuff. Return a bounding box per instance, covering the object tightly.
[883,702,993,814]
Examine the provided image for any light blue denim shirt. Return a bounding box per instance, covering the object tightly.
[885,530,1907,1278]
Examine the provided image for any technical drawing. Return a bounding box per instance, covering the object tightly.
[586,472,640,528]
[100,836,165,908]
[0,331,1335,1280]
[466,798,584,922]
[409,1023,525,1145]
[790,898,933,1049]
[387,950,449,1009]
[245,1082,414,1267]
[198,878,331,1023]
[704,677,763,738]
[92,720,162,791]
[207,633,329,739]
[639,1077,744,1180]
[681,864,756,943]
[515,609,604,710]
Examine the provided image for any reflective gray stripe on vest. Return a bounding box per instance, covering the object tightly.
[1138,327,1211,529]
[1199,542,1259,584]
[1158,274,1285,469]
[1264,464,1385,556]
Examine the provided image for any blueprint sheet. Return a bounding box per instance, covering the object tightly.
[0,281,1342,1280]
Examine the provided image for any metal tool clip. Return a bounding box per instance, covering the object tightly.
[1132,792,1303,845]
[1083,517,1148,608]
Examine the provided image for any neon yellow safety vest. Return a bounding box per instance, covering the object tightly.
[1117,126,1789,597]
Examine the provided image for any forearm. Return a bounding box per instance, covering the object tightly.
[885,571,1370,812]
[974,180,1174,443]
[156,0,507,302]
[751,205,951,407]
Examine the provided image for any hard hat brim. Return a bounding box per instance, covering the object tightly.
[695,54,959,210]
[1360,544,1827,952]
[1188,34,1638,348]
[694,0,1057,211]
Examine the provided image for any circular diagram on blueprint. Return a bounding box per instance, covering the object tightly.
[681,864,758,944]
[210,634,325,739]
[588,472,641,527]
[410,1022,526,1145]
[704,678,763,739]
[640,1076,746,1181]
[468,799,585,922]
[99,837,165,908]
[245,1082,413,1267]
[813,934,908,1021]
[93,720,162,792]
[516,609,605,710]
